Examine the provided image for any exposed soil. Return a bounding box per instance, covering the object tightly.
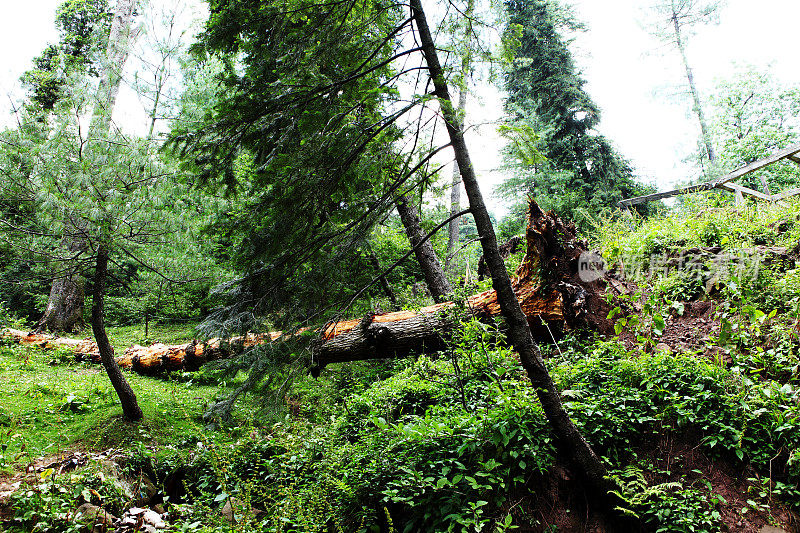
[641,433,797,533]
[0,448,98,522]
[506,434,799,532]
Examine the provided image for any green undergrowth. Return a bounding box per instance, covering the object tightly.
[6,315,799,531]
[5,201,800,532]
[596,195,800,269]
[0,338,226,473]
[103,323,800,532]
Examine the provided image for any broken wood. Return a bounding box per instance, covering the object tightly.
[2,328,101,360]
[313,200,613,367]
[0,327,276,375]
[619,142,800,206]
[4,203,614,374]
[115,333,276,374]
[477,235,523,281]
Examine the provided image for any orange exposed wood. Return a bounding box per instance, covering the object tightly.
[115,332,281,373]
[4,204,600,373]
[2,328,101,361]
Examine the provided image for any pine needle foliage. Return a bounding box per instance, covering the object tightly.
[170,0,430,333]
[499,0,658,223]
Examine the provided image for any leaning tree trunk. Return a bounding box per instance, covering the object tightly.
[395,194,452,302]
[409,0,620,507]
[90,0,142,422]
[92,245,142,422]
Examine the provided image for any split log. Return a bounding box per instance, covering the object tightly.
[314,201,614,367]
[2,328,101,360]
[115,333,278,374]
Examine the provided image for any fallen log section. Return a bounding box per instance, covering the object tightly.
[0,328,277,374]
[2,202,614,373]
[314,201,613,367]
[115,333,277,374]
[2,328,102,360]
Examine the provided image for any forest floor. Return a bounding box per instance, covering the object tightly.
[2,315,799,532]
[3,204,800,532]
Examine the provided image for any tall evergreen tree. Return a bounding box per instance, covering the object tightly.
[172,0,452,332]
[499,0,655,223]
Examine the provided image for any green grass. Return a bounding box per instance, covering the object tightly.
[105,321,200,354]
[0,339,222,473]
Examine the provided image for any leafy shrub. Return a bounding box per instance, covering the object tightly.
[655,270,705,302]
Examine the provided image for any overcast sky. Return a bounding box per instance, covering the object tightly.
[1,0,798,214]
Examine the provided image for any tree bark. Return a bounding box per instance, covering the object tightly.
[92,245,143,422]
[395,194,452,302]
[672,10,716,166]
[90,0,138,133]
[409,0,620,507]
[445,0,474,277]
[37,235,87,333]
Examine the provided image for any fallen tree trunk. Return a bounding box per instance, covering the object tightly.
[6,227,793,374]
[314,200,613,367]
[1,327,277,375]
[3,204,614,373]
[2,328,102,360]
[115,333,277,374]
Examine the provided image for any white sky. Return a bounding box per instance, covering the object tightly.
[1,0,799,216]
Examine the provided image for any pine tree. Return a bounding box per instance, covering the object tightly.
[21,0,113,333]
[500,0,656,223]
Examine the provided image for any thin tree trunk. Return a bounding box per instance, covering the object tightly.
[445,0,474,277]
[91,0,143,422]
[395,194,452,302]
[91,245,143,422]
[410,0,620,505]
[672,11,716,166]
[365,247,398,308]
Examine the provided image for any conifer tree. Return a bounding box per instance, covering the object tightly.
[21,0,113,332]
[500,0,655,223]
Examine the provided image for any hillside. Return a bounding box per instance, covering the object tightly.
[2,198,800,532]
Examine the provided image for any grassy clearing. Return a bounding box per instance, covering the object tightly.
[0,339,222,473]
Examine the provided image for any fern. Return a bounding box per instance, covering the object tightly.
[607,465,683,519]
